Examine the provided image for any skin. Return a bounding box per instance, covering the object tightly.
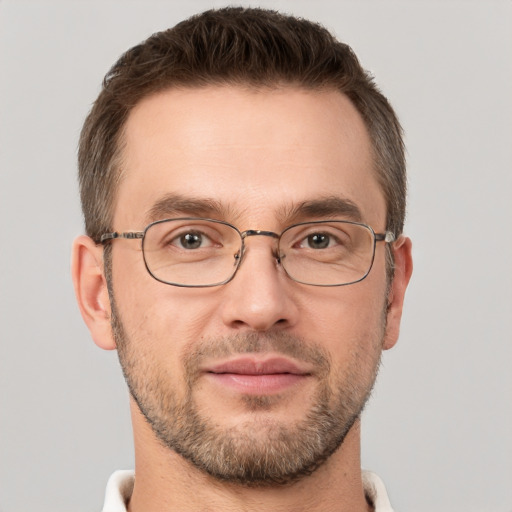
[72,86,412,511]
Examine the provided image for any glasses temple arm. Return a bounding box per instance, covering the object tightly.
[375,231,395,243]
[99,231,144,244]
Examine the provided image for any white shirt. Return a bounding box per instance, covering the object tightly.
[101,469,394,511]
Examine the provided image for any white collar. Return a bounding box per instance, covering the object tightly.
[362,470,395,512]
[102,469,394,512]
[102,470,134,512]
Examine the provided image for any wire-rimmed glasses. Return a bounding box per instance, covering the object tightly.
[100,218,395,287]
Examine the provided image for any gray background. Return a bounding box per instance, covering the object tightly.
[1,1,511,510]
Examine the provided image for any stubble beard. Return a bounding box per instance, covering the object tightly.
[107,276,385,487]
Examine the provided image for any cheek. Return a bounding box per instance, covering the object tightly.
[112,259,222,361]
[317,297,386,393]
[302,275,388,339]
[299,275,388,374]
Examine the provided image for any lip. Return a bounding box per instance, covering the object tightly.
[202,356,312,394]
[207,357,310,375]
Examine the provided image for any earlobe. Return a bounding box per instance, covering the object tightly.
[382,236,413,350]
[71,235,116,350]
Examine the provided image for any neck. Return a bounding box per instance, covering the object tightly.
[127,401,370,512]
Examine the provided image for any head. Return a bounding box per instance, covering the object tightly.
[73,7,412,487]
[78,7,406,245]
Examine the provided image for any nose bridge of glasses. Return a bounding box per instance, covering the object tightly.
[241,229,280,240]
[238,229,281,261]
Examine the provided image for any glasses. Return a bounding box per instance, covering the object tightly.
[100,218,395,287]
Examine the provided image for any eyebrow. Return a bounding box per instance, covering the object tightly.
[145,194,229,224]
[279,196,363,224]
[145,193,363,226]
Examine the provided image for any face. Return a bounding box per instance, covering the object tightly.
[107,86,396,485]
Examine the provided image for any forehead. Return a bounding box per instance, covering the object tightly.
[115,85,385,229]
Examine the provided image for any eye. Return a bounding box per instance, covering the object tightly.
[298,232,339,250]
[304,233,331,249]
[173,231,213,250]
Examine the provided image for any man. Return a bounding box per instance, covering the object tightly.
[72,7,412,511]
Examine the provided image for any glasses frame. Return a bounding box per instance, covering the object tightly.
[99,217,395,288]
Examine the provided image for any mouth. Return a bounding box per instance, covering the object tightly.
[202,356,313,395]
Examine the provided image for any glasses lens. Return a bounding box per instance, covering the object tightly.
[279,221,375,286]
[142,219,241,286]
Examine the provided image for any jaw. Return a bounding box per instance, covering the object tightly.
[128,398,369,512]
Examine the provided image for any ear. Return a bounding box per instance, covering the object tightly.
[382,236,413,350]
[71,235,116,350]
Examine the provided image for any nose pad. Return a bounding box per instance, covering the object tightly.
[232,230,282,278]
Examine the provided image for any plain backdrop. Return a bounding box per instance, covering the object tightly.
[1,1,511,511]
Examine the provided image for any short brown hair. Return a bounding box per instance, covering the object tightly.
[78,7,405,244]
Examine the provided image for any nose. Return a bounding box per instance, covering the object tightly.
[219,234,300,332]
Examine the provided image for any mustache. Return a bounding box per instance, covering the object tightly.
[183,331,331,379]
